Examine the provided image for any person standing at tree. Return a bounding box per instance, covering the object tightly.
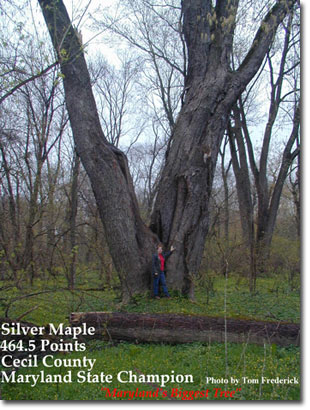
[152,244,175,299]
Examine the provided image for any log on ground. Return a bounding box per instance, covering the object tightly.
[69,312,300,347]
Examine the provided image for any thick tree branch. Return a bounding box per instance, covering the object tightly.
[236,0,297,91]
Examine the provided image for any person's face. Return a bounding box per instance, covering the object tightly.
[158,247,163,254]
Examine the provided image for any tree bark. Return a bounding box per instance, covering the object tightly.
[70,311,300,347]
[67,151,80,290]
[38,0,158,302]
[258,102,300,253]
[0,142,21,280]
[289,145,300,238]
[220,136,231,245]
[228,107,256,291]
[150,0,296,297]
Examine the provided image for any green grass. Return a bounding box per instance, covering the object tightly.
[0,270,300,401]
[0,273,300,326]
[124,275,300,323]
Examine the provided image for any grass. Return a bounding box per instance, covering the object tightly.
[0,272,300,325]
[0,270,300,401]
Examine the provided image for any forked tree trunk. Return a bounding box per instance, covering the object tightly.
[150,0,297,297]
[38,0,297,301]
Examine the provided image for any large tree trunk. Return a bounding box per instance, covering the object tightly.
[38,0,297,301]
[150,0,296,297]
[150,70,230,297]
[38,0,158,302]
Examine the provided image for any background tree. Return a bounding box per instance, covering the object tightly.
[228,9,300,291]
[92,0,186,133]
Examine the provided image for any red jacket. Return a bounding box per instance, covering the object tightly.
[152,251,173,275]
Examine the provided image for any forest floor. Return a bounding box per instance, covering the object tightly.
[0,270,300,325]
[0,271,300,400]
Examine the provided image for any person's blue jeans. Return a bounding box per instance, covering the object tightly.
[153,271,170,297]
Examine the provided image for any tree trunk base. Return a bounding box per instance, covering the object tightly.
[70,312,299,347]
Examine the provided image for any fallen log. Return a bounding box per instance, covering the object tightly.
[70,312,300,347]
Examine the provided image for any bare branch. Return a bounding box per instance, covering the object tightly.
[0,61,59,104]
